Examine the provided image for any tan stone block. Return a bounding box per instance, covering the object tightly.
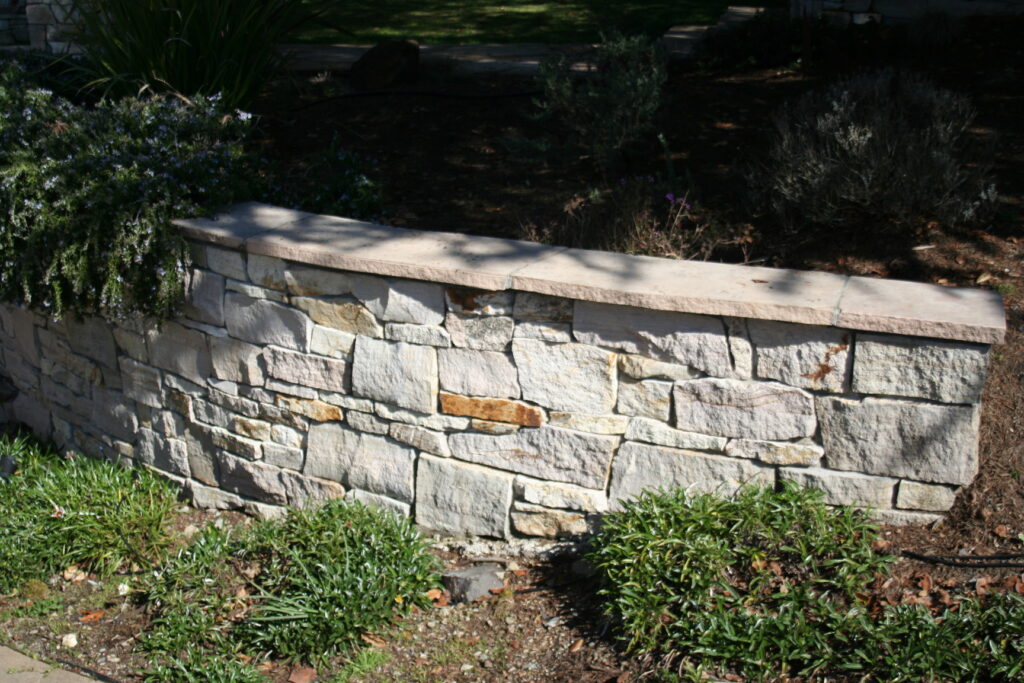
[440,392,545,427]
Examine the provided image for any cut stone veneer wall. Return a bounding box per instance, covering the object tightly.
[791,0,1024,25]
[0,203,1005,537]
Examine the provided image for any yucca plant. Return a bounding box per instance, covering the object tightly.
[65,0,326,108]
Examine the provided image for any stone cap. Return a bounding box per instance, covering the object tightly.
[175,202,1006,344]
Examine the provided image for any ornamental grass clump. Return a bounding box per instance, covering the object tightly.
[751,69,996,232]
[142,500,441,680]
[0,57,253,320]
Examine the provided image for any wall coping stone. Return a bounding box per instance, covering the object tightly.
[176,202,1006,344]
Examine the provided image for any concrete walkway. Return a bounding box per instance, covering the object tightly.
[282,6,765,76]
[0,647,94,682]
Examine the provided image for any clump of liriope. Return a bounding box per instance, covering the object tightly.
[142,500,441,680]
[0,56,254,320]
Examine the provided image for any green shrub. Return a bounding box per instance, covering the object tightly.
[751,69,996,231]
[587,484,891,678]
[537,33,666,174]
[589,483,1024,680]
[0,57,253,320]
[143,500,440,675]
[66,0,325,108]
[0,433,178,594]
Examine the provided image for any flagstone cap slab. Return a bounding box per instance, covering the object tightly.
[176,203,1005,344]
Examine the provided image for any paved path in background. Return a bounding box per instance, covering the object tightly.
[282,6,765,76]
[0,646,94,682]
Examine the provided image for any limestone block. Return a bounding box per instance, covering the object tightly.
[292,296,382,337]
[232,416,272,441]
[897,481,958,512]
[748,320,850,392]
[247,254,288,290]
[449,425,618,489]
[445,312,514,351]
[438,348,519,399]
[618,354,700,382]
[445,288,514,316]
[674,378,816,440]
[350,489,412,518]
[609,442,773,508]
[319,392,374,413]
[262,446,301,473]
[209,336,265,386]
[779,467,896,508]
[471,419,520,435]
[514,292,573,322]
[208,378,238,396]
[513,339,616,413]
[511,502,590,538]
[226,279,288,303]
[376,402,470,431]
[186,480,244,510]
[514,320,573,343]
[514,476,608,512]
[154,410,185,438]
[9,394,50,437]
[385,322,452,348]
[276,395,342,422]
[225,292,310,351]
[208,427,262,460]
[310,325,356,358]
[113,328,148,363]
[184,269,226,327]
[6,307,43,366]
[65,316,117,368]
[352,337,437,413]
[548,412,629,435]
[817,396,979,485]
[280,470,346,509]
[347,410,391,434]
[137,428,189,478]
[871,509,944,526]
[416,454,513,538]
[440,393,543,426]
[192,397,234,429]
[284,264,353,297]
[91,389,139,442]
[725,438,823,466]
[217,453,287,505]
[265,345,351,394]
[625,417,727,452]
[389,423,451,457]
[617,379,673,421]
[119,357,162,408]
[266,378,318,399]
[351,274,445,325]
[723,317,754,379]
[186,433,218,485]
[271,424,304,448]
[852,334,989,404]
[205,246,247,281]
[305,423,416,502]
[574,301,731,377]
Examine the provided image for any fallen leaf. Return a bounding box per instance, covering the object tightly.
[751,557,768,571]
[360,634,387,648]
[63,566,87,583]
[256,662,275,673]
[288,666,317,683]
[976,577,991,596]
[1014,576,1024,595]
[994,524,1012,538]
[872,539,893,552]
[236,654,252,664]
[512,569,529,578]
[918,574,933,595]
[568,638,585,653]
[976,272,993,284]
[752,279,768,284]
[79,611,104,624]
[768,561,783,576]
[425,588,443,601]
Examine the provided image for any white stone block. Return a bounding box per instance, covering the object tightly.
[120,357,162,408]
[897,481,958,512]
[205,246,247,281]
[385,322,452,348]
[625,417,727,451]
[675,378,816,440]
[265,345,350,394]
[352,337,438,413]
[445,312,514,351]
[310,325,356,358]
[617,354,700,382]
[725,438,823,466]
[184,269,226,327]
[416,454,513,538]
[225,292,310,351]
[146,321,211,385]
[779,467,896,508]
[511,503,590,538]
[347,410,391,435]
[292,296,382,337]
[513,339,616,413]
[617,379,673,421]
[210,336,265,385]
[749,320,851,392]
[548,412,629,435]
[352,274,445,325]
[438,348,519,399]
[389,423,451,457]
[853,333,989,404]
[513,320,573,343]
[514,476,608,512]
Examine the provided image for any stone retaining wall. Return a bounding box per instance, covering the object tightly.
[0,203,1005,536]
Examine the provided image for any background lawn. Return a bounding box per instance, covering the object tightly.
[291,0,738,44]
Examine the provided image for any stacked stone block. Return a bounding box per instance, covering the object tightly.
[0,242,992,537]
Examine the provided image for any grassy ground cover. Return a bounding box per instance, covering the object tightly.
[290,0,744,45]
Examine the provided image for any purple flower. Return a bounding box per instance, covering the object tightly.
[665,193,675,204]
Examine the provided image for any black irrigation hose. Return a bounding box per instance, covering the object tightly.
[290,87,543,111]
[901,549,1024,569]
[50,657,125,683]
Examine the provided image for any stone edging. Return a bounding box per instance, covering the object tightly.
[176,202,1006,345]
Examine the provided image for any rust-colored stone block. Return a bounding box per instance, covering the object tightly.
[440,392,544,427]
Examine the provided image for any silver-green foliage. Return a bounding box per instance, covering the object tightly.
[0,57,252,320]
[754,69,996,230]
[537,33,666,173]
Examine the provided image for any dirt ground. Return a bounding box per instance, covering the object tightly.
[2,16,1023,683]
